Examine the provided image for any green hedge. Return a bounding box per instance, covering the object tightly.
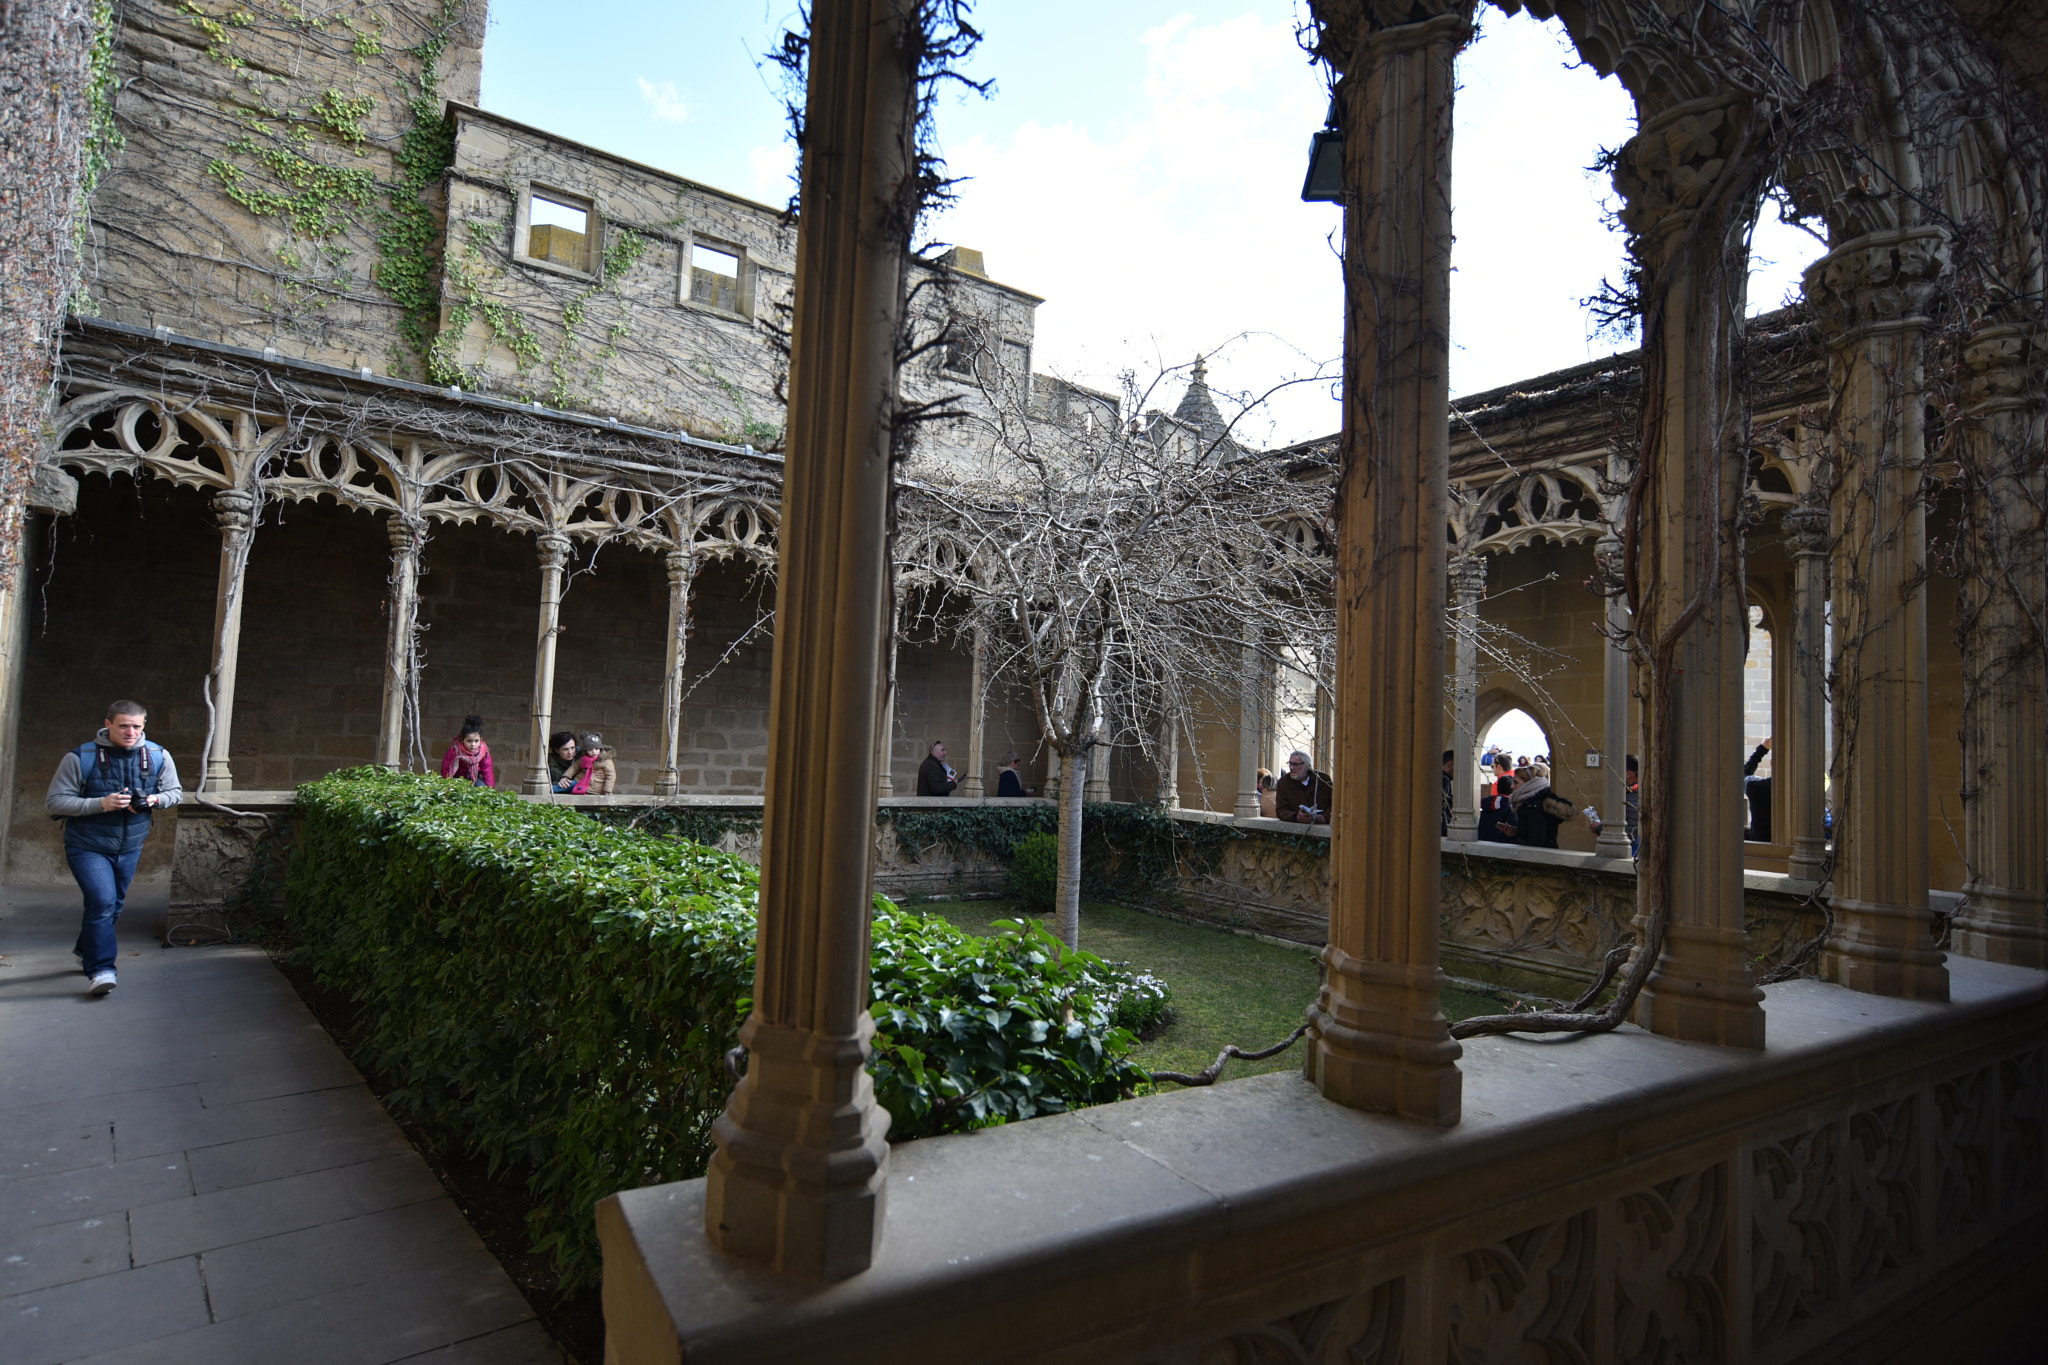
[878,800,1275,900]
[285,769,1150,1289]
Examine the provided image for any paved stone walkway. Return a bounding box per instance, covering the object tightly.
[1,883,564,1365]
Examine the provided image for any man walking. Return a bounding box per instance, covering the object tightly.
[46,701,183,997]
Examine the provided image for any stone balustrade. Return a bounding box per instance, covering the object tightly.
[599,955,2046,1363]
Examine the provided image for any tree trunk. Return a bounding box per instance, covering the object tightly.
[1054,747,1085,949]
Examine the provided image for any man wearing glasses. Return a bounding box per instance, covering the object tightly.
[1274,749,1333,826]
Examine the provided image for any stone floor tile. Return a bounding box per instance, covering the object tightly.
[111,1080,390,1160]
[186,1121,413,1195]
[1,1124,113,1184]
[128,1152,445,1265]
[192,1049,364,1108]
[391,1321,566,1364]
[3,886,550,1365]
[64,1252,535,1365]
[198,1199,499,1321]
[0,1154,192,1232]
[0,1034,344,1111]
[2,1084,205,1145]
[0,1255,211,1365]
[0,1212,131,1297]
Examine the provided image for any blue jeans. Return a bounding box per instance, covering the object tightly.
[68,845,143,977]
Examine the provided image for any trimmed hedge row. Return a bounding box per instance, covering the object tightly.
[285,769,1155,1288]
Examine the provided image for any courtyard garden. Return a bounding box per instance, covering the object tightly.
[915,898,1508,1083]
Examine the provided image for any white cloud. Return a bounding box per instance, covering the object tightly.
[637,78,693,124]
[747,142,797,204]
[929,11,1339,445]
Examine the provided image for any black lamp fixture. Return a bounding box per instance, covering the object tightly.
[1301,96,1343,203]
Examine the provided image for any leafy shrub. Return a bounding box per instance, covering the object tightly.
[285,770,1146,1289]
[1103,968,1173,1036]
[1008,829,1059,910]
[868,914,1151,1140]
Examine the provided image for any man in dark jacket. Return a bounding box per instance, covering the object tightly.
[1275,750,1333,825]
[1743,738,1773,843]
[915,740,958,797]
[46,701,184,997]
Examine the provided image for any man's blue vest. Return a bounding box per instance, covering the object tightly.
[66,740,167,857]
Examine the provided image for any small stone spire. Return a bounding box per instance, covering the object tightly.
[1172,354,1238,463]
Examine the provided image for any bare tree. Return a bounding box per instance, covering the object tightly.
[898,358,1335,948]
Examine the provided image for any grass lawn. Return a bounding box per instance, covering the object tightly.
[913,898,1506,1088]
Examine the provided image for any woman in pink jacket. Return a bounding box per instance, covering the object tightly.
[440,715,496,787]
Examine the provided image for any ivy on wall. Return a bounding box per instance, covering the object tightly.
[876,803,1295,905]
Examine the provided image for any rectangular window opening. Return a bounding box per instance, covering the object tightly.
[528,194,590,269]
[691,244,743,313]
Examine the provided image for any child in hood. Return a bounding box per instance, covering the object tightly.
[440,716,495,787]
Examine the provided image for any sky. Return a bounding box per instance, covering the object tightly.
[478,1,1825,447]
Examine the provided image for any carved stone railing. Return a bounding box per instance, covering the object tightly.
[599,956,2046,1362]
[1157,818,1837,998]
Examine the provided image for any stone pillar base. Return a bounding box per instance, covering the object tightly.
[1951,885,2048,969]
[1787,837,1828,882]
[1636,922,1767,1049]
[1305,947,1461,1126]
[1823,897,1951,999]
[704,1017,890,1281]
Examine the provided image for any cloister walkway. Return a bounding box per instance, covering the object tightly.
[0,883,561,1365]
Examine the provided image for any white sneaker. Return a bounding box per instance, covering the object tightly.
[87,973,117,997]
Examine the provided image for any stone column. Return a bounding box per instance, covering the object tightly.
[1951,325,2047,967]
[1233,640,1264,818]
[1782,506,1831,881]
[1302,0,1468,1125]
[875,586,904,798]
[521,533,571,795]
[959,628,987,797]
[654,547,695,797]
[702,0,911,1280]
[201,487,256,792]
[1446,552,1485,840]
[1157,712,1181,807]
[1611,97,1766,1047]
[1595,535,1633,857]
[1806,228,1950,1000]
[377,515,423,770]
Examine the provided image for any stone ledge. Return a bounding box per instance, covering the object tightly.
[599,957,2048,1364]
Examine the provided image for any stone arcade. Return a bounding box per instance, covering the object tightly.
[590,2,2046,1361]
[0,0,2042,1360]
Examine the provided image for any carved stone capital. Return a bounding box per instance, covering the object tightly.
[1782,505,1829,557]
[1802,227,1948,343]
[535,532,572,573]
[1309,0,1471,74]
[386,515,423,556]
[1961,324,2042,412]
[1613,99,1743,243]
[1448,552,1486,605]
[664,546,695,582]
[212,488,255,536]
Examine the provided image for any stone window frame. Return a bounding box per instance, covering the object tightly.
[513,183,601,281]
[681,233,756,322]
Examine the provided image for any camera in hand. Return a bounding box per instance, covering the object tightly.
[122,787,151,812]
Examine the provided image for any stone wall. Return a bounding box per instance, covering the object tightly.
[439,105,1043,471]
[89,0,488,374]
